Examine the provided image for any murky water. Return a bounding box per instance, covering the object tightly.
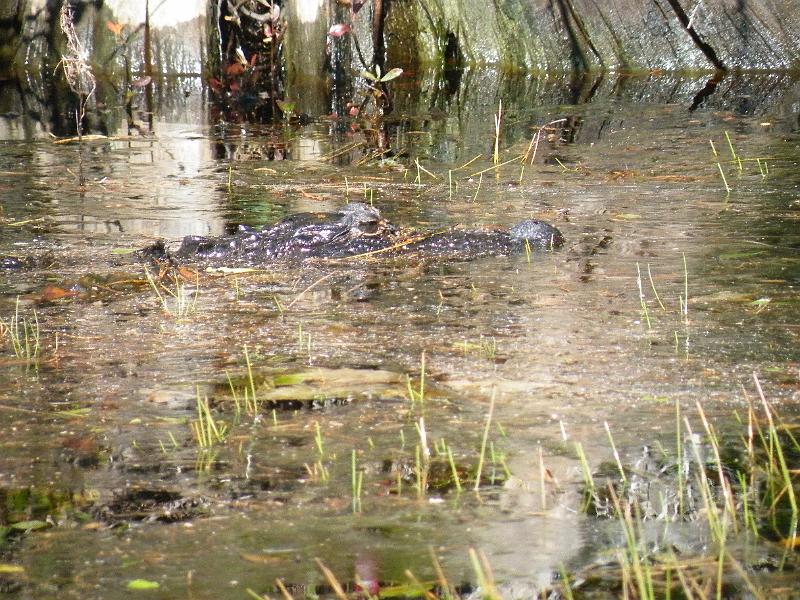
[1,70,799,598]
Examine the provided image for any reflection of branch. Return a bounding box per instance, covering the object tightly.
[350,27,369,69]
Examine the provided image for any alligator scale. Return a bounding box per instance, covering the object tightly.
[144,203,563,263]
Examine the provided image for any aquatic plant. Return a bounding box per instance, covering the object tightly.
[468,548,502,600]
[144,267,199,319]
[492,100,502,165]
[575,378,799,599]
[314,421,325,456]
[445,444,463,493]
[360,64,403,97]
[406,351,426,405]
[710,138,730,194]
[226,344,261,419]
[473,390,496,491]
[351,449,363,512]
[1,297,40,363]
[191,389,227,449]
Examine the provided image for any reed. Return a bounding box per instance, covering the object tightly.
[406,351,426,404]
[604,421,627,485]
[351,449,363,512]
[474,390,496,491]
[468,548,502,600]
[446,445,463,493]
[191,389,227,448]
[144,268,199,319]
[493,100,502,165]
[710,139,731,193]
[3,297,40,363]
[636,263,652,331]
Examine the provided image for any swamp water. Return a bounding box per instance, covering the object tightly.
[0,71,799,598]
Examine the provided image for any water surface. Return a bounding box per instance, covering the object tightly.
[1,70,799,598]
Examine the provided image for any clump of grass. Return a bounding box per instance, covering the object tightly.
[2,297,40,363]
[456,337,497,360]
[576,376,799,598]
[191,389,227,449]
[635,256,690,340]
[303,460,330,483]
[144,268,199,319]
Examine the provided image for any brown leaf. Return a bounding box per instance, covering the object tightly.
[40,285,79,302]
[176,266,198,281]
[226,62,245,76]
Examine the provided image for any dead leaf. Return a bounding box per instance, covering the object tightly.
[40,285,79,302]
[226,63,245,76]
[240,552,286,565]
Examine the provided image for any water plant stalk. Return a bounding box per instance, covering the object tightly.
[604,421,627,485]
[243,344,258,413]
[351,449,363,512]
[468,548,501,600]
[493,100,502,165]
[710,139,731,193]
[446,445,462,492]
[472,172,483,202]
[474,390,496,491]
[636,263,652,331]
[724,131,742,171]
[646,264,666,311]
[753,373,798,521]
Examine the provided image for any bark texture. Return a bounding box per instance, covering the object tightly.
[387,0,800,71]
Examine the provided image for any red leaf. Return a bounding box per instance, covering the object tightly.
[208,78,222,91]
[226,62,245,76]
[328,23,351,37]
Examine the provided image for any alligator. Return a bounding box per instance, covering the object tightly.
[142,202,563,263]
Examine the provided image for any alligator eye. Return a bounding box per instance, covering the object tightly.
[360,220,380,235]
